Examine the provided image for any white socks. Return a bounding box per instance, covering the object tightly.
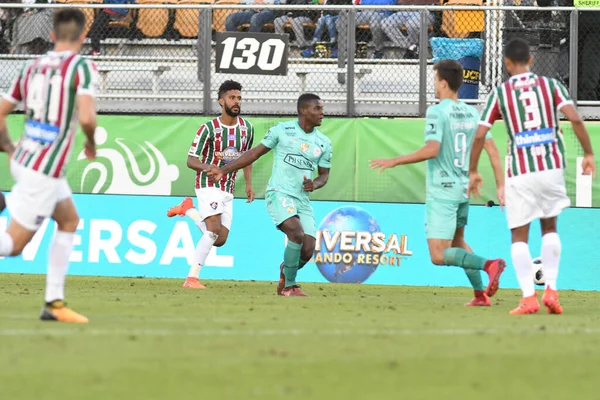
[0,231,14,256]
[511,242,535,298]
[187,231,218,279]
[45,231,75,303]
[541,233,561,290]
[185,208,207,233]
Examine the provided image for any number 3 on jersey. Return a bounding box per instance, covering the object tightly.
[453,132,467,168]
[519,91,542,130]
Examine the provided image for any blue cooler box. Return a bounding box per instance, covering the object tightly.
[430,38,485,99]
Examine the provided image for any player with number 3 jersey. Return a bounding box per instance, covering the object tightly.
[469,38,596,315]
[0,9,98,323]
[371,60,507,307]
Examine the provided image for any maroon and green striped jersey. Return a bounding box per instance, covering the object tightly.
[4,51,97,178]
[188,117,254,193]
[479,72,572,177]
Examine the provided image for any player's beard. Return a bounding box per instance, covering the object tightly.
[225,105,240,117]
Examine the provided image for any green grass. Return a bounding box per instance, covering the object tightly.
[1,274,599,400]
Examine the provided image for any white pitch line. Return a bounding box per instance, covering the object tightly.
[1,327,600,337]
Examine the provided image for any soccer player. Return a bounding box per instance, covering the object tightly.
[207,93,332,297]
[0,9,98,323]
[469,38,596,315]
[167,80,255,289]
[370,60,506,306]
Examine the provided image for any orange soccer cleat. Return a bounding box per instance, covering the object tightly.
[167,197,194,218]
[465,290,491,307]
[182,277,206,289]
[509,293,541,315]
[483,259,506,297]
[277,262,285,295]
[40,301,89,323]
[280,285,308,297]
[542,288,563,315]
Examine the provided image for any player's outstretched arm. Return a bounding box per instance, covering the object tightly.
[186,155,214,173]
[467,125,490,199]
[76,94,97,160]
[370,141,440,173]
[209,144,271,182]
[561,104,596,178]
[243,165,254,203]
[0,99,16,156]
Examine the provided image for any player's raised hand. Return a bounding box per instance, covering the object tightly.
[84,140,96,160]
[303,176,315,192]
[246,185,255,203]
[467,171,483,199]
[582,154,596,179]
[369,158,396,173]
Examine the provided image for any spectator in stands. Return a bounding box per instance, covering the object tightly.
[0,1,22,53]
[336,0,396,60]
[88,0,134,56]
[301,0,352,58]
[382,0,436,59]
[225,1,284,33]
[274,0,318,51]
[11,0,53,54]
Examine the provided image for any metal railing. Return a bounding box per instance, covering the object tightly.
[0,3,597,118]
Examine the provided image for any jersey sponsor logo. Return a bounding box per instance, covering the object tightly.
[451,121,475,130]
[78,128,179,195]
[300,143,309,152]
[514,127,554,149]
[425,123,436,135]
[227,134,236,140]
[24,120,59,144]
[283,153,315,171]
[215,146,242,164]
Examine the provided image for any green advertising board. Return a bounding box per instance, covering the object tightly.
[0,115,597,206]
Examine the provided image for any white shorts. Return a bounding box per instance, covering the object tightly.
[195,187,233,230]
[6,160,72,231]
[505,169,571,229]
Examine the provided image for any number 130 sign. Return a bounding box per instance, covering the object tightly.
[215,32,289,76]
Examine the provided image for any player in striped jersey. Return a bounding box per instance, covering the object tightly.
[469,38,596,315]
[167,80,255,289]
[0,9,97,323]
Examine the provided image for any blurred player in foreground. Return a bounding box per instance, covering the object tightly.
[208,93,332,296]
[167,80,255,289]
[469,38,596,315]
[370,60,506,306]
[0,9,98,323]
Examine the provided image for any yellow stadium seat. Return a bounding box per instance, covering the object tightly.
[174,0,215,38]
[137,0,178,38]
[55,0,103,36]
[213,0,240,32]
[441,0,485,38]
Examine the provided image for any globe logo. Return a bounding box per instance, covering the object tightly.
[222,146,242,164]
[315,206,381,284]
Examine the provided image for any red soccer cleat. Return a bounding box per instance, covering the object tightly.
[542,288,563,315]
[465,290,491,307]
[277,262,285,295]
[182,277,206,289]
[167,197,194,218]
[483,259,506,297]
[280,285,308,297]
[509,293,540,315]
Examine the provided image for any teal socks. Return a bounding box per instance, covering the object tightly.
[283,241,302,287]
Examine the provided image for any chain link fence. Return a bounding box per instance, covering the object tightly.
[0,2,596,117]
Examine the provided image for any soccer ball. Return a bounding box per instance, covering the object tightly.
[532,257,545,286]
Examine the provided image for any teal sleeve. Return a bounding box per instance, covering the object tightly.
[424,107,444,143]
[261,124,281,149]
[318,139,332,168]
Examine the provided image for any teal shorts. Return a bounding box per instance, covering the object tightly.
[425,199,469,240]
[265,190,316,238]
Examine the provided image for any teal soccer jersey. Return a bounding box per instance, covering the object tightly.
[425,99,491,202]
[261,120,332,200]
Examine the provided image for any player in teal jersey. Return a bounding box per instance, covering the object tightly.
[208,93,333,297]
[370,60,507,306]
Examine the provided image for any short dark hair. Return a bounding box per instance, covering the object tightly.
[433,60,463,92]
[53,8,86,42]
[297,93,321,114]
[218,80,242,99]
[505,38,531,64]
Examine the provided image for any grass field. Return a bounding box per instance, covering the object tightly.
[1,274,599,400]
